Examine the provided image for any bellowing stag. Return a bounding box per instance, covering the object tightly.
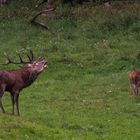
[0,50,48,116]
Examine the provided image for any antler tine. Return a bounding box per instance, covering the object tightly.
[4,52,13,65]
[26,54,32,61]
[25,49,34,62]
[3,52,21,65]
[2,50,34,66]
[29,49,34,61]
[30,50,34,60]
[16,49,30,63]
[16,51,28,64]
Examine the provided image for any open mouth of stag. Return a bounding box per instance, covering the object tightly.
[44,62,48,68]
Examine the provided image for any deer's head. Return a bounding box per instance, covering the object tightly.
[26,58,48,74]
[3,50,48,74]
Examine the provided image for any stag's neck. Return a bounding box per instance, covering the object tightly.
[21,68,39,88]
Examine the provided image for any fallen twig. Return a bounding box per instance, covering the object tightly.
[30,7,56,34]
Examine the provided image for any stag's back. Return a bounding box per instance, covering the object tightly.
[0,69,25,91]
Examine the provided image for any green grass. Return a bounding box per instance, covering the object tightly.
[0,0,140,139]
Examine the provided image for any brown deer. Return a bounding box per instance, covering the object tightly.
[0,50,48,115]
[129,70,140,96]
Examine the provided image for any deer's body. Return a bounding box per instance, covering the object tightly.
[129,70,140,96]
[0,50,47,115]
[0,68,37,92]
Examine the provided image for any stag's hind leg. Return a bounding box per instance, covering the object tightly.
[135,82,140,96]
[129,79,136,96]
[0,85,5,113]
[133,84,136,95]
[0,95,5,113]
[129,78,139,96]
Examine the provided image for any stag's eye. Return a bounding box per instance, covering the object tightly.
[27,64,32,67]
[36,63,39,66]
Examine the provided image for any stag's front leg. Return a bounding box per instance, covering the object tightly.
[15,94,20,116]
[11,92,20,116]
[10,94,15,115]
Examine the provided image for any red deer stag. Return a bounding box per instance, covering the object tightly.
[129,70,140,96]
[0,50,48,115]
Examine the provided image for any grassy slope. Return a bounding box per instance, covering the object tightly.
[0,1,140,140]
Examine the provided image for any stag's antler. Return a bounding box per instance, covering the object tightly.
[3,50,34,65]
[4,52,23,65]
[25,50,34,61]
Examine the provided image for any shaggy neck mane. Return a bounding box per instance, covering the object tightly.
[21,68,39,88]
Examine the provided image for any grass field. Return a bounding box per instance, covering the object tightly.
[0,1,140,139]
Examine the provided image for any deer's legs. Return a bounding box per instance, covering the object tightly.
[129,81,133,96]
[136,82,140,96]
[0,100,5,113]
[129,81,137,96]
[15,94,20,116]
[11,94,15,115]
[136,88,139,96]
[0,90,5,113]
[11,93,20,116]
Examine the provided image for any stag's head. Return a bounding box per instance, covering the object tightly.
[26,58,48,73]
[4,50,48,74]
